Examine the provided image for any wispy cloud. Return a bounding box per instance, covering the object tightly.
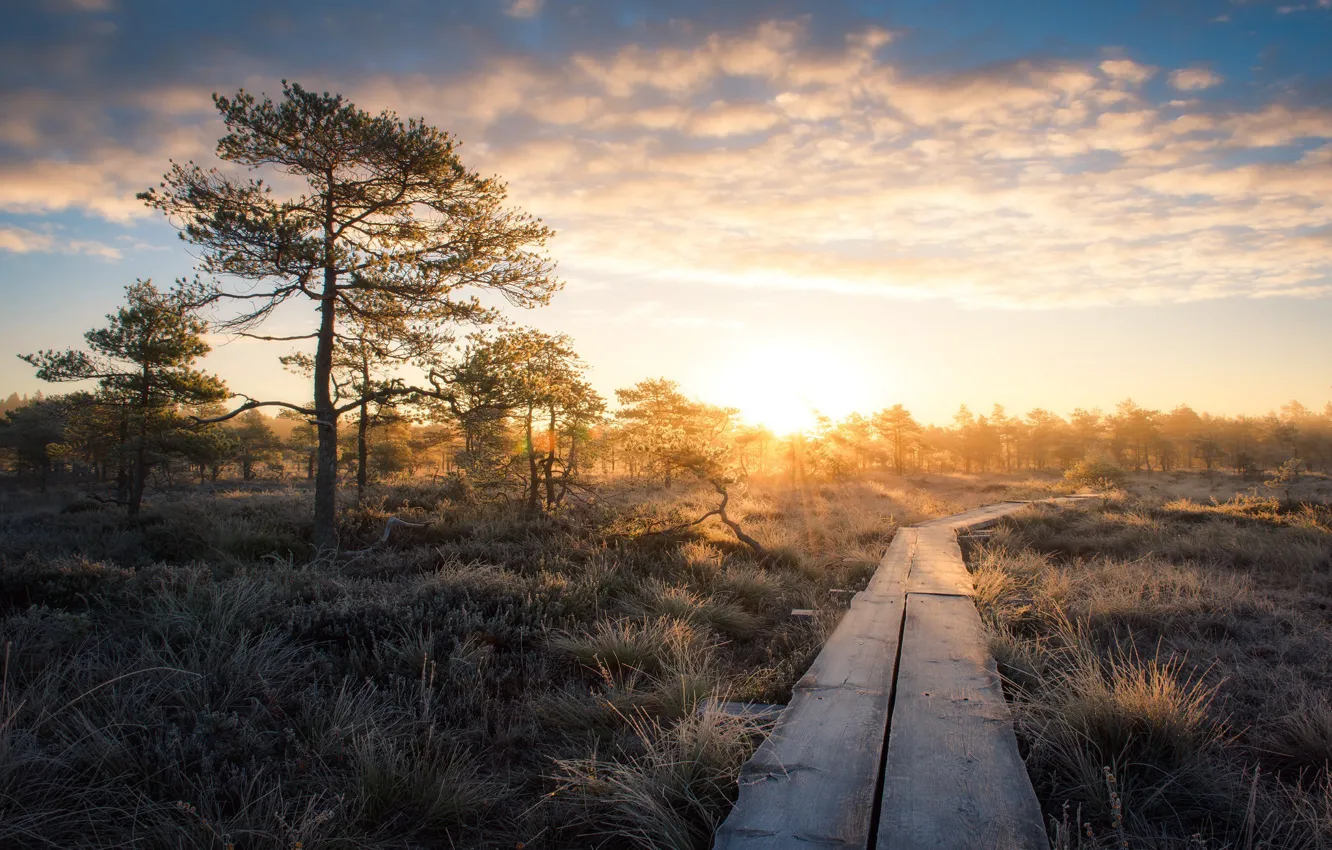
[505,0,543,19]
[1098,58,1157,86]
[1,18,1330,309]
[0,225,121,259]
[45,0,115,11]
[1169,66,1223,90]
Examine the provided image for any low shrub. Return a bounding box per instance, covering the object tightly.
[973,495,1332,846]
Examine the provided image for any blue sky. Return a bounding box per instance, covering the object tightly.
[2,0,1331,426]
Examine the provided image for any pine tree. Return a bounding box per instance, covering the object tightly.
[141,81,558,550]
[20,280,228,515]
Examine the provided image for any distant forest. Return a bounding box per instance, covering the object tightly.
[2,386,1325,489]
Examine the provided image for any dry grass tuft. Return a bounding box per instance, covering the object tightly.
[971,494,1332,846]
[633,580,762,640]
[1264,694,1332,779]
[551,704,763,849]
[550,616,708,678]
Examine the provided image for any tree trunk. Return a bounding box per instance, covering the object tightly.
[356,402,369,502]
[559,426,577,505]
[128,429,147,517]
[128,369,152,518]
[312,229,340,552]
[115,414,129,502]
[710,480,765,557]
[525,406,540,515]
[544,405,557,510]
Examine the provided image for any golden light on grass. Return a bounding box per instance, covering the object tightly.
[709,341,874,435]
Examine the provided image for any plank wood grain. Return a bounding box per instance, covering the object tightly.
[905,525,971,595]
[876,592,1047,850]
[712,499,1091,850]
[915,501,1031,529]
[712,529,915,849]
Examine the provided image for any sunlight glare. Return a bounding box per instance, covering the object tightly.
[709,342,875,436]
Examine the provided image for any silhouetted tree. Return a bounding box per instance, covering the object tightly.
[874,404,921,474]
[0,396,72,490]
[141,81,558,550]
[617,379,763,555]
[231,410,280,480]
[1025,408,1066,470]
[20,280,227,515]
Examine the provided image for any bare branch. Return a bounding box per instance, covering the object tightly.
[341,516,428,558]
[189,396,315,424]
[231,331,320,342]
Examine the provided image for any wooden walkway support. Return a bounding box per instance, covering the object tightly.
[714,499,1090,850]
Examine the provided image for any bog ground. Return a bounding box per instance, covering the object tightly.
[0,472,1040,849]
[2,469,1330,848]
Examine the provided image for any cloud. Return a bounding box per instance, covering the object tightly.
[3,17,1331,310]
[504,0,542,19]
[0,226,121,259]
[45,0,115,11]
[1099,58,1157,86]
[685,101,785,137]
[572,20,803,96]
[1169,67,1223,91]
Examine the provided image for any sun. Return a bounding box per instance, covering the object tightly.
[709,341,874,436]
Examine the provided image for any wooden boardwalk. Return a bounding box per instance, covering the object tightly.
[714,499,1089,850]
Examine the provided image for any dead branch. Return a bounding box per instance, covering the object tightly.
[342,516,427,557]
[84,492,130,506]
[635,478,766,557]
[708,479,767,557]
[639,508,723,537]
[190,396,315,424]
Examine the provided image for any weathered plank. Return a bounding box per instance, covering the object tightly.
[876,592,1047,850]
[915,501,1031,530]
[712,530,915,849]
[905,525,971,595]
[865,527,916,595]
[713,499,1090,850]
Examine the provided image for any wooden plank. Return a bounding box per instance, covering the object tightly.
[915,501,1029,530]
[906,525,972,595]
[865,527,915,595]
[876,593,1047,850]
[712,530,914,849]
[714,501,1088,850]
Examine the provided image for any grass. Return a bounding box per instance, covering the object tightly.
[0,469,1034,848]
[968,493,1332,848]
[550,704,765,850]
[7,465,1290,847]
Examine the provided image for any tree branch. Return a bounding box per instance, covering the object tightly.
[231,331,320,342]
[708,479,766,557]
[189,396,315,424]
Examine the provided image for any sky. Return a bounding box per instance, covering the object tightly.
[2,0,1331,430]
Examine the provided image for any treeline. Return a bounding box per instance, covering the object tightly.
[796,399,1332,478]
[0,392,43,416]
[5,380,1325,494]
